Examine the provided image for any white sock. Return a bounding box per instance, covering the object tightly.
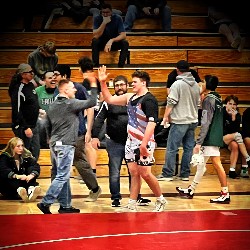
[157,195,164,201]
[221,187,229,195]
[128,199,137,204]
[230,167,236,171]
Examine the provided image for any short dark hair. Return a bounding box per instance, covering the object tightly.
[132,70,150,87]
[205,75,219,91]
[78,56,94,73]
[101,3,112,10]
[176,60,190,72]
[54,64,71,79]
[224,95,239,105]
[113,75,128,84]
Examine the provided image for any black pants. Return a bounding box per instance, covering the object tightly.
[91,38,129,67]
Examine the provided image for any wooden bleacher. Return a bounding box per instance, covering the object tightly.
[0,0,249,177]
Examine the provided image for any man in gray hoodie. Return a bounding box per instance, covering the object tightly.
[157,60,200,181]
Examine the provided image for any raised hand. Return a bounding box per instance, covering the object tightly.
[98,65,110,83]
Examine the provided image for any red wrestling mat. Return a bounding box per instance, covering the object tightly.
[0,210,250,250]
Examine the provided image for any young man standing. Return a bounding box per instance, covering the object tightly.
[176,75,231,204]
[37,78,98,214]
[98,65,167,212]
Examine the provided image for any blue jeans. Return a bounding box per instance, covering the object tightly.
[106,138,126,200]
[162,123,198,178]
[42,144,75,207]
[124,5,171,32]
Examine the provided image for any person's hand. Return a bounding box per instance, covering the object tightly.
[91,138,100,149]
[102,16,111,24]
[15,174,27,180]
[98,65,110,82]
[153,8,159,15]
[139,143,149,158]
[104,39,113,52]
[193,144,201,155]
[25,128,33,138]
[26,174,35,182]
[142,7,151,15]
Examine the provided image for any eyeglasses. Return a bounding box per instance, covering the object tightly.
[53,73,61,76]
[23,70,34,74]
[114,83,127,88]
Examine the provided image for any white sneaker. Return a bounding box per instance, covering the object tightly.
[85,187,102,202]
[210,192,230,204]
[17,187,29,202]
[152,198,168,212]
[120,203,138,212]
[28,186,41,202]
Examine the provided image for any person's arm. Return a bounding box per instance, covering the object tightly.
[196,97,215,146]
[91,102,108,149]
[0,155,16,179]
[26,157,40,182]
[85,107,95,143]
[93,15,110,39]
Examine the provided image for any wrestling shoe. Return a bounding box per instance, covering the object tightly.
[210,192,230,204]
[176,186,194,199]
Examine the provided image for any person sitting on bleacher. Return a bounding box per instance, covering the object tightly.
[92,3,129,68]
[223,95,250,179]
[124,0,171,32]
[0,137,41,202]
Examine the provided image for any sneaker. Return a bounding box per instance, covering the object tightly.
[58,206,80,213]
[111,199,121,207]
[137,197,151,206]
[181,177,189,181]
[85,186,102,202]
[229,170,240,179]
[37,203,52,214]
[240,168,249,178]
[120,203,138,212]
[210,192,230,204]
[156,174,173,181]
[17,187,29,202]
[152,198,168,212]
[176,186,194,199]
[28,186,41,202]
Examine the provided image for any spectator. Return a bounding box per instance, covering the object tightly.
[35,71,57,149]
[91,75,151,207]
[124,0,171,32]
[0,137,41,202]
[92,3,129,68]
[157,60,200,182]
[241,107,250,177]
[223,95,250,179]
[78,56,104,175]
[27,41,58,86]
[98,65,167,212]
[8,63,40,160]
[176,75,231,204]
[37,78,98,214]
[208,5,245,52]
